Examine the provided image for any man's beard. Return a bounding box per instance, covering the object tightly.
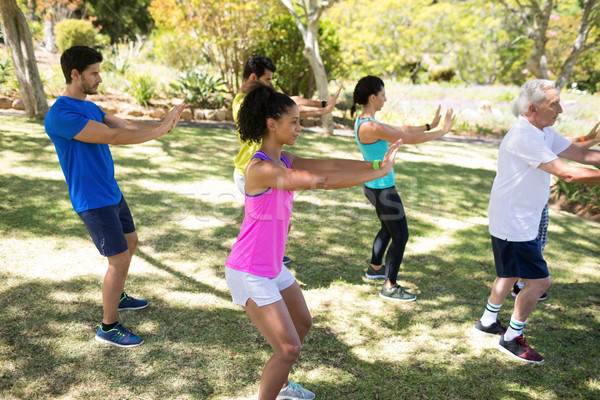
[81,77,98,95]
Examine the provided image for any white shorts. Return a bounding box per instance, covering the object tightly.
[225,265,296,307]
[233,170,245,195]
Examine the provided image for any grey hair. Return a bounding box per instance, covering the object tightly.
[510,79,556,117]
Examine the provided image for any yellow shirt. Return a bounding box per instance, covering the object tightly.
[232,92,262,175]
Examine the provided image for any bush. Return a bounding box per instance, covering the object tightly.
[54,19,98,52]
[0,57,19,95]
[104,36,147,75]
[169,68,228,109]
[430,65,456,82]
[553,180,600,214]
[127,73,156,107]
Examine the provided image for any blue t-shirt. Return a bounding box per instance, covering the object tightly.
[45,96,122,212]
[354,117,395,189]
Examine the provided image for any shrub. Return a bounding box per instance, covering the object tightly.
[169,68,228,109]
[430,65,456,82]
[553,180,600,214]
[54,19,97,52]
[0,57,19,95]
[127,73,156,107]
[104,36,147,75]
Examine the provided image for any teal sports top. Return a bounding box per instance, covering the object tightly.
[354,117,395,189]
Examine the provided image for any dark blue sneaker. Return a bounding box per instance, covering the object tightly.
[117,292,148,311]
[95,323,144,348]
[283,256,292,264]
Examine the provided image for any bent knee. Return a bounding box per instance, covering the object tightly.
[277,343,302,363]
[300,315,313,335]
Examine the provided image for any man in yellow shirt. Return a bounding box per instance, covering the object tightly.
[232,54,342,194]
[232,54,342,265]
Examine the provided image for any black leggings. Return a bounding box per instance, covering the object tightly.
[363,185,409,285]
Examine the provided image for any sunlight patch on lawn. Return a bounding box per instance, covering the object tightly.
[398,142,498,171]
[408,216,487,255]
[0,237,104,279]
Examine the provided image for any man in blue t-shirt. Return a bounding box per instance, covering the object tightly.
[45,46,185,348]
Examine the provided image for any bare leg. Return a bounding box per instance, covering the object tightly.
[125,231,138,257]
[102,250,131,324]
[488,277,519,306]
[244,283,311,400]
[102,232,138,324]
[280,282,312,343]
[513,277,551,321]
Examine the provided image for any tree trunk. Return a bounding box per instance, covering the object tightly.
[302,11,334,136]
[555,0,600,91]
[0,0,48,119]
[526,35,549,79]
[280,0,335,136]
[524,0,553,79]
[43,12,56,52]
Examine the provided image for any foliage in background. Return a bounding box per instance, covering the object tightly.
[83,0,154,44]
[169,67,228,109]
[325,0,600,90]
[25,0,153,45]
[53,18,98,52]
[544,10,600,93]
[326,0,511,84]
[253,14,344,98]
[0,56,19,96]
[102,35,146,75]
[126,72,156,106]
[150,0,272,92]
[553,180,600,215]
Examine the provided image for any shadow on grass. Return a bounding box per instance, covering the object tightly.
[1,273,598,399]
[3,114,600,399]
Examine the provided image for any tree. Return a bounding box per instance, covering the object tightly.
[84,0,154,43]
[0,0,48,119]
[253,14,344,98]
[37,0,83,52]
[150,0,271,92]
[279,0,336,135]
[498,0,600,91]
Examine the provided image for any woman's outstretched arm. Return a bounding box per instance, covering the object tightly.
[245,140,402,194]
[359,108,455,145]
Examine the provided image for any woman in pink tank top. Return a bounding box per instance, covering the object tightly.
[225,83,403,400]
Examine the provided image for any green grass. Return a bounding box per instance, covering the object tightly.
[1,113,600,399]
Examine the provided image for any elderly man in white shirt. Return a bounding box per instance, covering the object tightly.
[474,79,600,364]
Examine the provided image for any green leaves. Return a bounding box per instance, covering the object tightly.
[169,68,228,108]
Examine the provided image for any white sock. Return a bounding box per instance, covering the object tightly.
[516,281,525,289]
[480,300,502,326]
[504,315,526,341]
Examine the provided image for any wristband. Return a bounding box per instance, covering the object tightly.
[425,123,431,131]
[321,100,327,108]
[373,160,381,170]
[580,135,586,142]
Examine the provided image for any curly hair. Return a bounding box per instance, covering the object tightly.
[237,82,297,144]
[351,75,385,117]
[61,46,103,84]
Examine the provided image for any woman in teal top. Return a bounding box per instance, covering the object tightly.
[352,75,454,301]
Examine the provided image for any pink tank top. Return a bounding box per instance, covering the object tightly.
[225,151,294,278]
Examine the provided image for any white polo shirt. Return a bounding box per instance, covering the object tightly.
[488,116,571,241]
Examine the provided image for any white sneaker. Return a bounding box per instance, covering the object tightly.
[277,380,315,399]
